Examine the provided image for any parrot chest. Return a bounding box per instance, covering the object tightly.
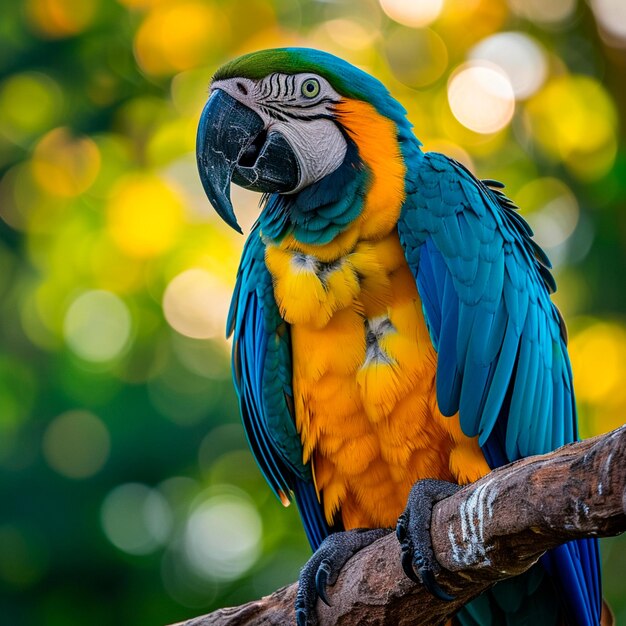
[264,231,489,529]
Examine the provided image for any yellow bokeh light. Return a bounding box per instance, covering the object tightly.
[569,322,626,404]
[134,1,228,76]
[146,117,196,167]
[162,269,232,340]
[569,321,626,435]
[107,174,185,258]
[437,0,507,49]
[0,72,63,144]
[43,410,110,479]
[31,128,101,197]
[379,0,444,27]
[25,0,99,38]
[525,75,618,180]
[64,290,132,362]
[447,62,515,134]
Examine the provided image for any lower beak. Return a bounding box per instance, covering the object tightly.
[196,89,300,233]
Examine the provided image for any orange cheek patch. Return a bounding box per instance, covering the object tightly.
[335,98,407,241]
[274,100,407,265]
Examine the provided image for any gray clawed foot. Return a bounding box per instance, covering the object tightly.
[314,559,332,606]
[295,528,389,626]
[396,478,461,602]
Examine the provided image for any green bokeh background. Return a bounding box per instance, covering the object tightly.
[0,0,624,624]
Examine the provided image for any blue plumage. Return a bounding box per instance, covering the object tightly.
[398,151,602,626]
[227,228,307,491]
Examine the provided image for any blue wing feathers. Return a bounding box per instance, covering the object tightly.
[228,227,328,548]
[431,252,461,414]
[456,302,476,367]
[238,299,292,496]
[541,543,600,626]
[484,302,507,363]
[398,152,601,626]
[459,360,492,437]
[480,323,518,441]
[484,253,504,307]
[292,479,331,550]
[417,239,445,341]
[538,375,554,453]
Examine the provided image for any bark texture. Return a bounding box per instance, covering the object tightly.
[172,425,626,626]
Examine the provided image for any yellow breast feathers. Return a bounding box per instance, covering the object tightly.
[265,232,490,530]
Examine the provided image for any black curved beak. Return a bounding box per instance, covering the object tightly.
[196,89,300,233]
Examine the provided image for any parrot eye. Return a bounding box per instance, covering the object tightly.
[301,78,320,98]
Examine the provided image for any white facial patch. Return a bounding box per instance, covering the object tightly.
[211,74,348,193]
[275,117,346,192]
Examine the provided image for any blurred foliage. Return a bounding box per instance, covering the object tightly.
[0,0,625,624]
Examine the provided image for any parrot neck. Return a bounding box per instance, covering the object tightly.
[258,139,366,247]
[259,98,422,263]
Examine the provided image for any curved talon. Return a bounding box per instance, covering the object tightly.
[396,479,461,602]
[315,560,332,607]
[419,567,456,602]
[296,607,308,626]
[401,549,421,584]
[296,529,390,625]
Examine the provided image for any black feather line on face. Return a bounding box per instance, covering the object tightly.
[259,104,290,122]
[293,97,336,110]
[254,74,339,119]
[258,101,334,122]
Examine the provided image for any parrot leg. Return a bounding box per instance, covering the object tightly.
[396,478,462,602]
[295,528,389,626]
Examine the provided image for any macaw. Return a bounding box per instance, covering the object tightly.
[196,48,603,626]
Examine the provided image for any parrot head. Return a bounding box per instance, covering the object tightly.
[196,48,418,237]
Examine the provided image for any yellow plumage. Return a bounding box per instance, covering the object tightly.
[267,230,490,529]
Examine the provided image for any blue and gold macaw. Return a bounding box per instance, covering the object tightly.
[196,48,603,626]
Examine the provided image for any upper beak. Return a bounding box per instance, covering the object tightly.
[196,89,300,233]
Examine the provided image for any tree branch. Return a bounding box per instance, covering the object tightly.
[173,425,626,626]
